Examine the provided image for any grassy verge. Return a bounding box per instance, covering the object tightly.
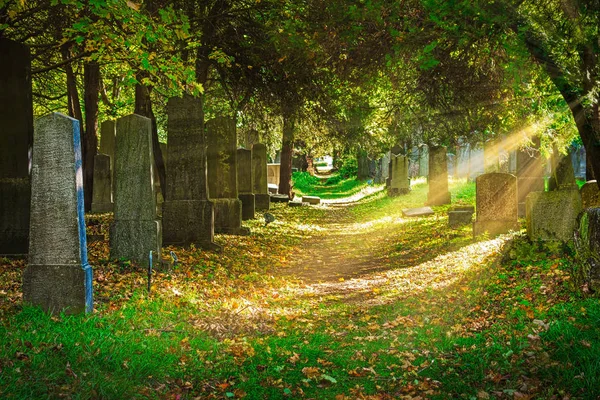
[292,171,369,199]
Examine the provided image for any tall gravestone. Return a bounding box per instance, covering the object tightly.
[427,146,451,206]
[0,39,32,255]
[207,117,250,235]
[23,113,93,314]
[110,114,161,266]
[388,154,410,196]
[237,148,256,220]
[516,139,545,217]
[357,150,370,181]
[473,173,520,236]
[252,143,270,211]
[162,95,219,250]
[91,153,113,213]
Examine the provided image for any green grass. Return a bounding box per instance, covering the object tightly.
[292,171,369,199]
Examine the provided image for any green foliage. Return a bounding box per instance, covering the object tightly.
[328,155,357,184]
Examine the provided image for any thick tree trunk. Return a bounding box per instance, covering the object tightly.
[61,44,83,127]
[134,77,166,198]
[279,115,294,198]
[83,61,100,212]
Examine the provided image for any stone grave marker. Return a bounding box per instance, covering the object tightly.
[91,153,113,213]
[516,140,545,217]
[110,114,161,266]
[23,113,93,314]
[427,146,451,206]
[473,173,520,236]
[526,190,582,241]
[388,154,410,196]
[581,181,600,209]
[402,207,434,217]
[237,148,255,220]
[162,95,220,250]
[0,39,32,255]
[206,117,249,235]
[252,143,270,211]
[302,196,321,205]
[267,163,281,187]
[549,152,578,191]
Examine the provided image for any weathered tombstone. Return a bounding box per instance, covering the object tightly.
[162,95,220,250]
[0,39,32,255]
[427,146,451,206]
[516,139,545,217]
[23,113,93,314]
[110,114,161,266]
[526,190,582,241]
[267,163,281,187]
[473,173,520,236]
[549,152,578,191]
[91,153,113,213]
[357,150,370,180]
[402,207,434,217]
[418,145,429,177]
[99,120,116,162]
[388,154,410,196]
[581,181,600,209]
[237,148,255,220]
[206,117,250,235]
[448,205,475,228]
[252,143,270,211]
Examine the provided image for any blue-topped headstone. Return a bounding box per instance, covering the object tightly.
[23,113,93,314]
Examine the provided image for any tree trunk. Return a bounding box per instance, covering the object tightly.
[279,115,294,198]
[83,61,100,212]
[134,76,166,199]
[61,44,83,127]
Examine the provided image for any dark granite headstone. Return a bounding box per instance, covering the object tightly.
[237,148,255,220]
[473,173,519,236]
[23,113,93,314]
[0,39,32,255]
[206,117,249,235]
[252,143,270,211]
[427,146,451,206]
[110,114,161,266]
[162,95,220,249]
[91,153,113,213]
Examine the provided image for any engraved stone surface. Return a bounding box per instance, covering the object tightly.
[91,153,113,213]
[110,114,161,266]
[427,146,451,206]
[267,163,281,187]
[526,190,582,241]
[252,143,270,211]
[23,113,93,314]
[237,148,255,220]
[473,173,520,236]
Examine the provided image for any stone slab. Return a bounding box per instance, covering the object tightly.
[255,193,270,211]
[302,196,321,205]
[162,199,221,251]
[268,183,278,194]
[402,207,434,217]
[238,193,256,220]
[213,198,250,235]
[448,210,473,228]
[207,117,238,199]
[270,194,290,203]
[526,190,582,241]
[267,163,280,186]
[252,144,269,198]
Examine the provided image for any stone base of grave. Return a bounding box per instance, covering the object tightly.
[426,191,451,206]
[23,263,93,314]
[213,198,250,235]
[91,201,113,213]
[270,194,290,203]
[110,219,162,266]
[0,178,30,255]
[238,193,256,220]
[255,193,270,211]
[162,199,221,251]
[449,211,473,228]
[517,177,545,217]
[388,187,410,197]
[473,220,520,237]
[526,190,582,241]
[302,196,321,205]
[402,207,434,217]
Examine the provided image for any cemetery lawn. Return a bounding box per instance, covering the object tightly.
[292,171,371,199]
[1,179,599,399]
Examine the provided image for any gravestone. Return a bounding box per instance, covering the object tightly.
[267,163,281,187]
[357,150,370,180]
[252,143,270,211]
[110,114,161,266]
[516,140,545,217]
[549,152,578,191]
[526,190,582,241]
[91,153,113,213]
[473,173,519,236]
[302,195,321,205]
[581,181,600,209]
[418,145,429,177]
[388,154,410,196]
[427,146,451,206]
[154,142,167,216]
[449,205,475,228]
[23,113,93,314]
[206,117,249,235]
[162,95,220,250]
[402,207,434,217]
[99,120,116,202]
[237,148,255,220]
[0,39,32,255]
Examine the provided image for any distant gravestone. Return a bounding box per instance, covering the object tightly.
[357,150,370,181]
[448,205,475,228]
[581,181,600,209]
[162,95,219,250]
[549,152,578,191]
[0,39,32,255]
[110,114,161,266]
[207,117,249,235]
[516,140,545,217]
[473,173,519,236]
[427,146,451,206]
[388,154,410,196]
[237,148,255,220]
[91,153,113,213]
[23,113,93,314]
[526,190,582,241]
[267,163,281,187]
[252,143,270,211]
[154,142,167,216]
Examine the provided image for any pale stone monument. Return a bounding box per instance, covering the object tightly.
[23,113,93,314]
[252,143,270,211]
[267,163,281,187]
[473,173,520,236]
